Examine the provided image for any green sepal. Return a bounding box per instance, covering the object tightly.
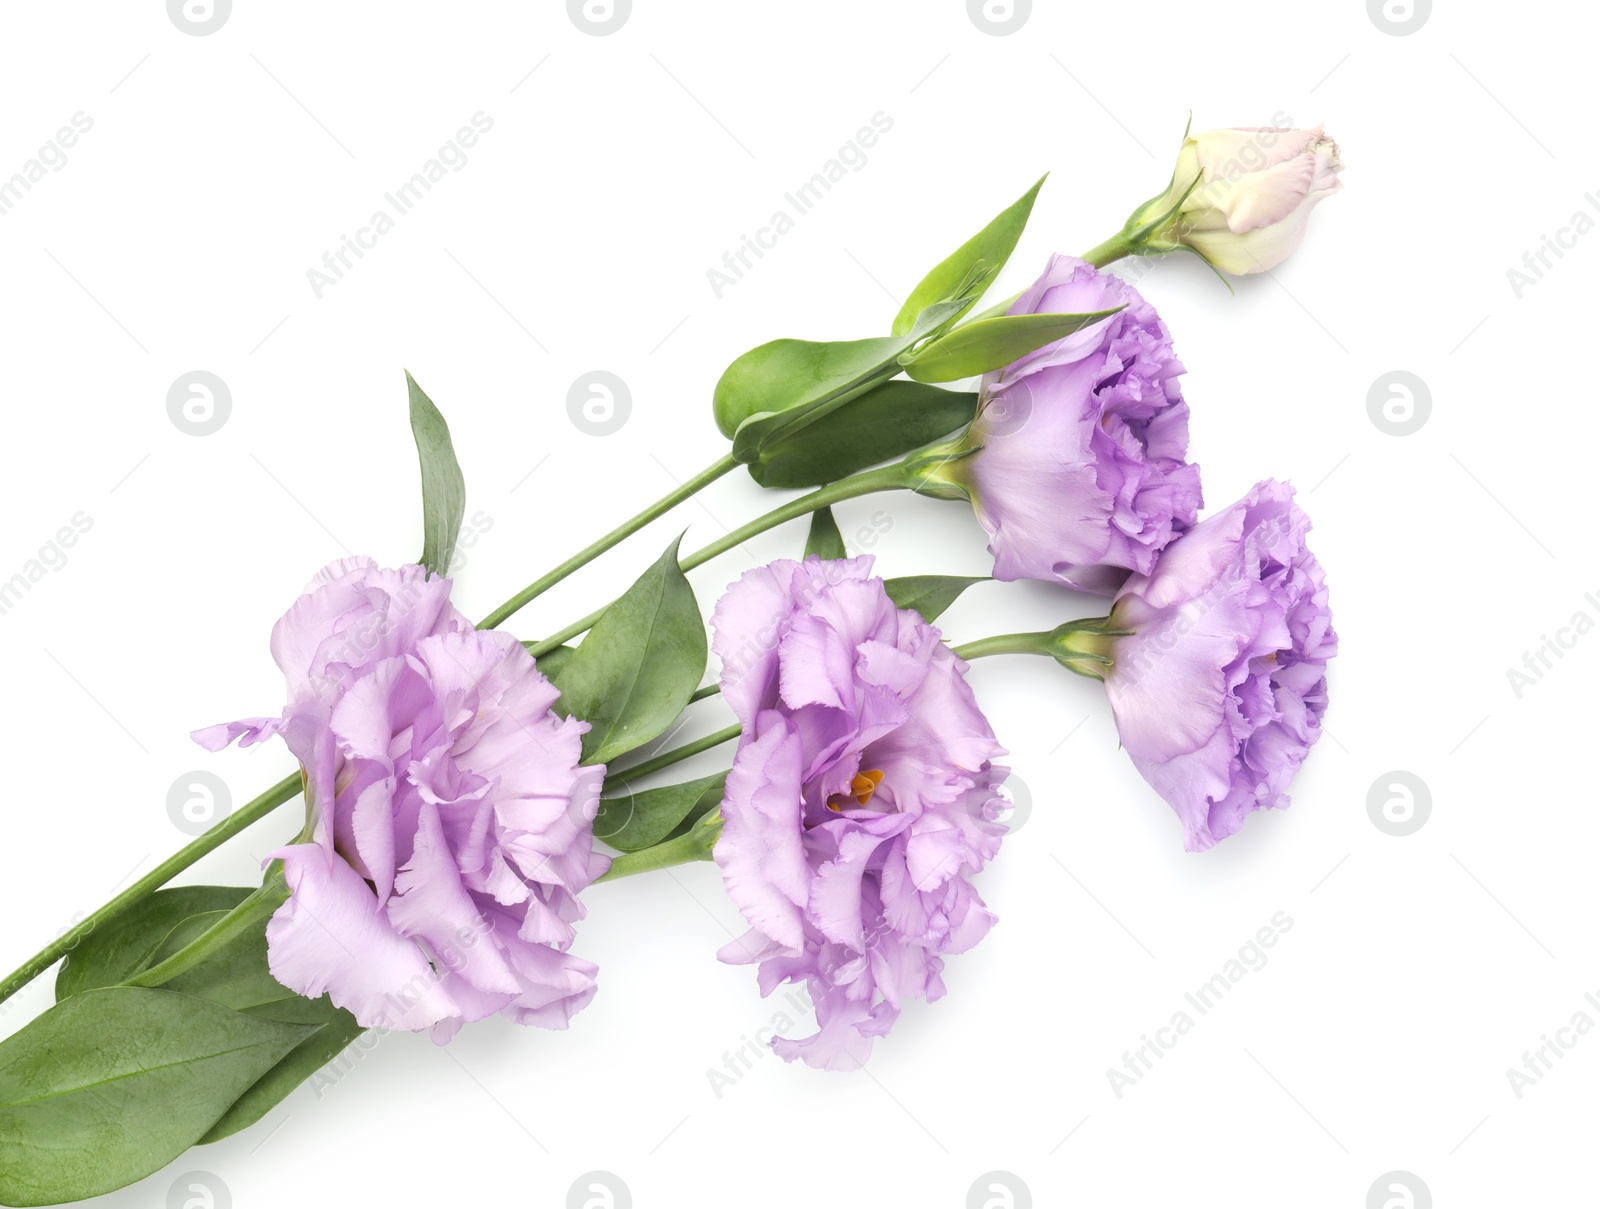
[805,507,848,560]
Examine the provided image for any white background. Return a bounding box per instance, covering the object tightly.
[0,2,1590,1206]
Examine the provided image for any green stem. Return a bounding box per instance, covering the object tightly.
[612,723,741,782]
[953,632,1056,661]
[478,453,740,631]
[688,683,722,705]
[526,459,914,658]
[0,772,303,1008]
[598,829,712,882]
[1082,232,1139,268]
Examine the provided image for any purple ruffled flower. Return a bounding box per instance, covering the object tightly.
[710,556,1008,1070]
[1100,481,1337,850]
[948,253,1202,595]
[195,557,608,1042]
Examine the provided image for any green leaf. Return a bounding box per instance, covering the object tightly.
[749,381,979,489]
[0,988,316,1206]
[54,885,252,1000]
[890,175,1047,337]
[717,299,968,462]
[716,333,909,445]
[199,1010,364,1144]
[407,370,466,577]
[901,309,1122,384]
[884,575,989,623]
[595,772,728,852]
[557,537,708,766]
[805,507,848,560]
[527,642,578,691]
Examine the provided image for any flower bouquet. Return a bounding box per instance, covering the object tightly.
[0,120,1341,1205]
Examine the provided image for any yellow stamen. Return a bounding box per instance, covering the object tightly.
[828,769,885,812]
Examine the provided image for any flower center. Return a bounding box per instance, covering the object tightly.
[828,769,884,812]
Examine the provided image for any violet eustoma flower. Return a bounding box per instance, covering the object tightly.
[195,557,607,1042]
[926,254,1201,595]
[711,556,1009,1070]
[1089,480,1337,850]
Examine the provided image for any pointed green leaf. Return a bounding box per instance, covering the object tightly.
[407,370,466,577]
[900,309,1122,384]
[805,508,848,560]
[890,175,1047,337]
[595,772,728,852]
[0,988,316,1206]
[749,380,979,489]
[199,1010,364,1144]
[557,537,709,766]
[54,885,253,1000]
[884,575,989,622]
